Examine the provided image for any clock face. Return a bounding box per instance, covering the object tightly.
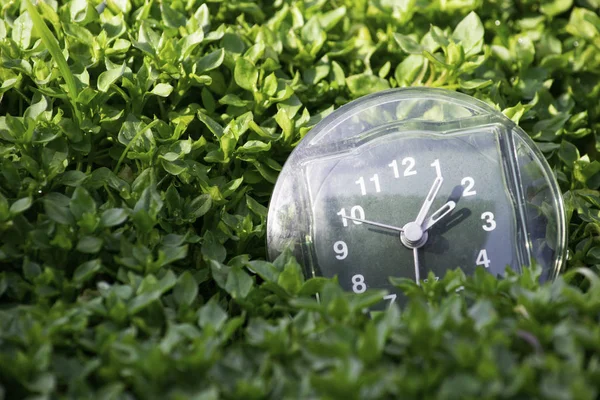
[307,128,521,305]
[266,88,566,309]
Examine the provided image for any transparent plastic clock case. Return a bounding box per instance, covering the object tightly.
[266,88,567,292]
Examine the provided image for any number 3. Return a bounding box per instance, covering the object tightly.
[481,212,496,231]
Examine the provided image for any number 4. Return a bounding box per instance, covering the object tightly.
[476,249,490,269]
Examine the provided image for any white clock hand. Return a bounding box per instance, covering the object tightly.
[413,247,421,285]
[343,215,404,232]
[422,201,456,231]
[415,176,444,226]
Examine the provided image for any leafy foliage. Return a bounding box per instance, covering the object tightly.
[1,0,600,398]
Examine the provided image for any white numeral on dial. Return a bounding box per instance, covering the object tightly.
[333,241,348,260]
[388,159,399,178]
[402,157,417,176]
[461,177,476,196]
[369,174,381,192]
[337,206,365,227]
[352,274,367,293]
[481,212,496,231]
[431,159,442,178]
[383,294,397,306]
[355,177,366,195]
[355,174,381,195]
[476,249,490,268]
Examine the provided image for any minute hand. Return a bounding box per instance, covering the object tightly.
[422,201,456,231]
[415,176,444,226]
[343,216,404,232]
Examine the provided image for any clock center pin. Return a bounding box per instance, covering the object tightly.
[401,222,428,248]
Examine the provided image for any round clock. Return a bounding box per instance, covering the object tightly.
[266,88,567,307]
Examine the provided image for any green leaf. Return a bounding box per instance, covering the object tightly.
[100,208,128,227]
[150,83,173,97]
[196,48,225,73]
[9,197,32,215]
[25,0,81,123]
[234,57,258,91]
[225,266,253,300]
[566,8,600,42]
[73,259,102,283]
[70,187,96,220]
[346,74,390,97]
[201,231,226,262]
[452,11,484,56]
[198,300,228,330]
[184,194,212,220]
[394,33,423,54]
[43,194,75,225]
[12,12,33,49]
[97,64,126,92]
[174,271,198,306]
[540,0,573,17]
[76,236,103,253]
[559,140,579,167]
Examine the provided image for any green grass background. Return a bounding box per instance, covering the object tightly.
[1,0,600,398]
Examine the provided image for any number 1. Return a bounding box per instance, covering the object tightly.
[431,159,441,177]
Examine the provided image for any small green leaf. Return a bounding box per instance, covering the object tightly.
[201,231,226,262]
[559,140,579,167]
[184,194,212,220]
[394,33,423,54]
[198,300,228,330]
[70,187,96,220]
[100,208,128,227]
[225,266,254,300]
[234,57,258,91]
[12,12,33,49]
[43,194,75,225]
[9,197,32,215]
[174,271,198,306]
[73,259,102,283]
[196,48,225,73]
[346,74,390,97]
[26,0,81,123]
[97,64,125,92]
[76,236,103,253]
[540,0,573,17]
[452,11,484,56]
[150,83,173,97]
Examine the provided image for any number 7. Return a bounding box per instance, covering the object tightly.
[383,294,397,306]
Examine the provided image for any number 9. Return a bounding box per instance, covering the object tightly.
[333,241,348,260]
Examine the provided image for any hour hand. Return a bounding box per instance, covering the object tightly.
[422,201,456,231]
[343,216,404,232]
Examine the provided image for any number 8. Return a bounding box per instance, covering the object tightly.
[352,274,366,293]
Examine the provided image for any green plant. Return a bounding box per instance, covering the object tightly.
[1,0,600,398]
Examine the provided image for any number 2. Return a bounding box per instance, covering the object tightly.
[402,157,417,176]
[461,177,476,196]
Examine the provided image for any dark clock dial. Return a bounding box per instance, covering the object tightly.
[307,128,520,306]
